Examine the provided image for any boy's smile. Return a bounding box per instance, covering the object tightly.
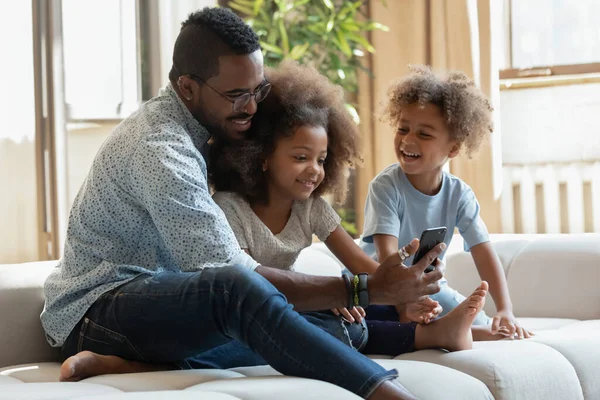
[394,102,460,194]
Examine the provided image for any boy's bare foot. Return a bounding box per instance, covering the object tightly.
[59,351,169,382]
[472,325,511,341]
[415,281,488,352]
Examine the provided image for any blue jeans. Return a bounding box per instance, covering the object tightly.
[61,265,396,398]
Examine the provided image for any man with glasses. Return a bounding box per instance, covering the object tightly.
[41,7,446,400]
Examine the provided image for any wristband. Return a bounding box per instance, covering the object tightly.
[357,273,369,308]
[342,273,353,309]
[353,275,360,307]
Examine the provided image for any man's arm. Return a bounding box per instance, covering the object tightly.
[129,131,257,271]
[255,266,347,311]
[256,240,447,312]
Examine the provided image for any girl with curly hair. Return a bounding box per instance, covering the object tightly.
[360,65,533,341]
[209,60,491,356]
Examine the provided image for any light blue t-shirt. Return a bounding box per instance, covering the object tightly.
[360,163,489,262]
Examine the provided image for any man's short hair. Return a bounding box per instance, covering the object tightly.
[169,7,261,82]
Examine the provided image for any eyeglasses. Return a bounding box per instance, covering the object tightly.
[187,74,271,113]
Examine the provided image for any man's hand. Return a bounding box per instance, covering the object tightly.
[402,297,443,324]
[492,309,534,339]
[332,306,366,323]
[368,238,446,306]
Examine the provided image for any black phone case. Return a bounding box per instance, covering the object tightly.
[412,227,447,272]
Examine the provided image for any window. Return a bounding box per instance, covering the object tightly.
[501,0,600,78]
[498,1,600,234]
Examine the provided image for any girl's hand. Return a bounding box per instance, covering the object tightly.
[492,310,534,339]
[332,306,366,323]
[402,297,443,324]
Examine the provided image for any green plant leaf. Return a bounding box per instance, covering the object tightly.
[345,103,360,124]
[289,42,310,60]
[233,0,256,7]
[326,18,334,32]
[260,41,284,55]
[366,21,390,32]
[322,0,334,10]
[229,1,254,16]
[278,19,290,54]
[335,30,352,57]
[340,21,360,32]
[348,33,376,53]
[253,0,265,15]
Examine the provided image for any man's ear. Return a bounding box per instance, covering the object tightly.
[448,142,461,159]
[177,76,195,101]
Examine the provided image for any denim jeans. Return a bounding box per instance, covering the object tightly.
[61,265,396,398]
[362,306,418,356]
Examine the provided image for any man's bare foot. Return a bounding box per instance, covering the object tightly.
[59,351,169,382]
[368,379,417,400]
[472,325,511,341]
[415,281,488,352]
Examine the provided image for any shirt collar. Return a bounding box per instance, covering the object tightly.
[162,83,211,149]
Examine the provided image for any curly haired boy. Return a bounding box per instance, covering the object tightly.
[361,65,533,340]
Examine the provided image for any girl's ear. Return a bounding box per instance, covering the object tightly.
[262,160,268,172]
[448,142,461,159]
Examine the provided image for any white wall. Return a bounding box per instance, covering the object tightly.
[66,123,117,206]
[0,1,39,264]
[500,83,600,165]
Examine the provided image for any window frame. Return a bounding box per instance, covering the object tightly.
[500,0,600,88]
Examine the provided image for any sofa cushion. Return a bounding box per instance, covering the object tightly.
[0,382,122,400]
[506,235,600,320]
[0,362,61,383]
[81,369,245,392]
[531,328,600,399]
[186,376,362,399]
[80,392,240,400]
[232,360,494,400]
[516,317,581,331]
[0,261,61,368]
[396,340,584,400]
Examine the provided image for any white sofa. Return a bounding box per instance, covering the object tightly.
[1,233,599,399]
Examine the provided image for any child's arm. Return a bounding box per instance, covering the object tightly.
[372,234,400,262]
[324,226,379,275]
[470,242,533,339]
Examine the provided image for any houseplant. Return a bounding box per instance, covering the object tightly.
[227,0,388,236]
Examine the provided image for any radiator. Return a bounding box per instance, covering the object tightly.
[501,162,600,233]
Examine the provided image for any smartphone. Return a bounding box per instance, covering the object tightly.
[412,227,448,273]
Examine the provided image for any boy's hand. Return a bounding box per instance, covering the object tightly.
[402,297,443,324]
[332,306,366,323]
[492,310,534,339]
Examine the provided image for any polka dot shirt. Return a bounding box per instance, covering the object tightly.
[41,84,258,347]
